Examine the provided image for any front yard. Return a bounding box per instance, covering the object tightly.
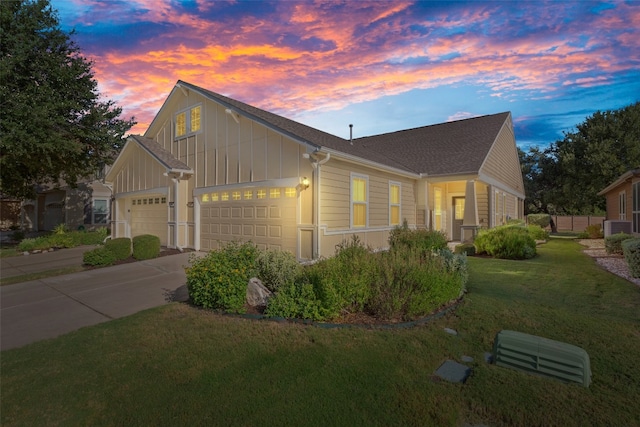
[1,239,639,426]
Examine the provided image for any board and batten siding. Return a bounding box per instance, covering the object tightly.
[148,97,311,193]
[480,122,525,196]
[112,142,172,194]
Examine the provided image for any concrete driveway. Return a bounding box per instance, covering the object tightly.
[1,250,194,351]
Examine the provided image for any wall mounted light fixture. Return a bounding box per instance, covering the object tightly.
[169,201,175,207]
[301,177,310,190]
[187,202,194,208]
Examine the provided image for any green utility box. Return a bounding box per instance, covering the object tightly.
[493,330,591,387]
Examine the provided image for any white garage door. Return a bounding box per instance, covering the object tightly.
[200,187,297,253]
[130,195,168,246]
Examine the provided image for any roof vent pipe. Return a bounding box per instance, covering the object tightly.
[349,124,353,145]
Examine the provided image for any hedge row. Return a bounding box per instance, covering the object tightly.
[83,234,161,266]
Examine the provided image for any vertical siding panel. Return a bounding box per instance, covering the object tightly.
[252,125,266,181]
[267,130,280,180]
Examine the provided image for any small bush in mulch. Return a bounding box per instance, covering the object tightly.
[474,226,536,260]
[133,234,161,260]
[83,237,131,267]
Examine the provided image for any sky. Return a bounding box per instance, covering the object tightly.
[51,0,640,150]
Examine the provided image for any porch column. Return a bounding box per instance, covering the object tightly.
[461,179,480,243]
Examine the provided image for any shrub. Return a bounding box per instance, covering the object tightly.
[255,248,302,292]
[17,238,38,252]
[527,213,551,228]
[454,243,476,256]
[83,246,118,266]
[474,226,536,260]
[389,222,447,253]
[605,233,634,255]
[185,241,258,313]
[105,237,132,260]
[507,218,526,226]
[526,224,549,241]
[367,247,466,321]
[579,224,604,239]
[47,233,77,248]
[53,223,67,235]
[264,281,328,321]
[622,238,640,278]
[11,230,25,242]
[133,234,161,260]
[79,228,109,245]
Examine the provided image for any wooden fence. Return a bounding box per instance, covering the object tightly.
[526,215,606,232]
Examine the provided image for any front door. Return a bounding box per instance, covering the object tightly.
[452,197,465,241]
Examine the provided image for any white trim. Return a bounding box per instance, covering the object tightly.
[350,172,369,229]
[113,187,169,199]
[174,103,203,140]
[193,177,299,196]
[619,190,626,220]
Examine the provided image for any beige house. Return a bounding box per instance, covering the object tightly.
[106,80,525,259]
[598,168,640,235]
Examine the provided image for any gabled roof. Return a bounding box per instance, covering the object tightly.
[106,135,192,182]
[128,135,192,173]
[168,81,513,177]
[597,168,640,195]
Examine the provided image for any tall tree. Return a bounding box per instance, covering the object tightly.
[0,0,135,199]
[522,102,640,215]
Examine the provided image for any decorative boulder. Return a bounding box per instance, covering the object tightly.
[246,277,272,307]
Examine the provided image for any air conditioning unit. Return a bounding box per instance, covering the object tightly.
[604,220,632,237]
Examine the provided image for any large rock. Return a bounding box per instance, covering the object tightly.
[246,277,272,307]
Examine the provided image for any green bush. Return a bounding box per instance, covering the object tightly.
[17,238,38,252]
[264,281,328,321]
[83,246,118,266]
[367,246,466,321]
[622,238,640,278]
[526,224,549,241]
[474,226,536,260]
[389,221,447,253]
[605,233,634,255]
[454,243,476,256]
[105,237,132,260]
[79,228,109,245]
[255,248,302,292]
[185,241,258,313]
[527,214,551,228]
[581,224,604,239]
[133,234,161,260]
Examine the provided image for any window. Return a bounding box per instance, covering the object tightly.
[232,191,241,200]
[88,199,108,224]
[285,187,297,198]
[211,193,218,202]
[161,197,167,204]
[434,187,442,231]
[202,194,209,202]
[389,182,401,226]
[221,192,229,201]
[351,175,368,228]
[619,191,626,220]
[454,198,465,220]
[174,105,202,139]
[244,190,253,200]
[257,189,266,199]
[270,188,281,198]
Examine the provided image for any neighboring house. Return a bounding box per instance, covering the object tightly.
[20,177,112,232]
[105,80,525,259]
[598,168,640,235]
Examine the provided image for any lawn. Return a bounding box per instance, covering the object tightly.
[1,239,639,426]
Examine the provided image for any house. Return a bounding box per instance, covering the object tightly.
[20,178,112,232]
[105,80,525,259]
[597,168,640,236]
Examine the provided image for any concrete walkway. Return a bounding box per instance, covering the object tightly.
[1,249,194,351]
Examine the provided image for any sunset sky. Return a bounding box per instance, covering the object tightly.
[51,0,640,149]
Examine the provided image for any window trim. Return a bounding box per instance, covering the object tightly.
[174,104,202,140]
[92,198,109,225]
[351,173,369,229]
[389,181,401,226]
[633,182,640,233]
[619,191,626,220]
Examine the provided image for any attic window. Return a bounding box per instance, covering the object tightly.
[175,105,202,139]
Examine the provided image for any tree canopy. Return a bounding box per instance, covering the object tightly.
[0,0,135,199]
[521,102,640,215]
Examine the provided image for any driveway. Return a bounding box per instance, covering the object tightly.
[1,250,194,351]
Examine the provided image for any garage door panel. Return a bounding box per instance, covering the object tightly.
[130,196,167,246]
[200,186,298,255]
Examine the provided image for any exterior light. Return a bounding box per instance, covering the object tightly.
[302,177,310,189]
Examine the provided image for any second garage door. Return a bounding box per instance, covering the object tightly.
[130,195,168,246]
[200,187,297,254]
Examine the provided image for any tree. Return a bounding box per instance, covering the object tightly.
[0,0,135,199]
[522,102,640,215]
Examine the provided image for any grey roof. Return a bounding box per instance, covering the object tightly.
[176,80,511,176]
[129,135,192,173]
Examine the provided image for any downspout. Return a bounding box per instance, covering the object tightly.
[314,153,330,259]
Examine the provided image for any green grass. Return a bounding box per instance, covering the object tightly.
[1,239,639,426]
